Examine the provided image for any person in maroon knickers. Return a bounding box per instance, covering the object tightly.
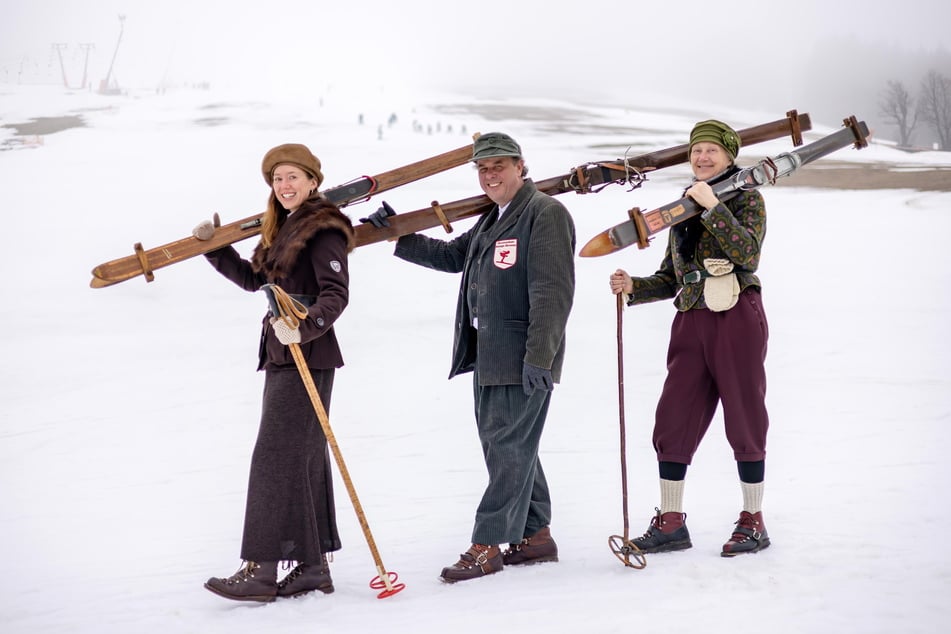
[609,119,771,557]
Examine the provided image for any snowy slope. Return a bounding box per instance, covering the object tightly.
[0,84,949,634]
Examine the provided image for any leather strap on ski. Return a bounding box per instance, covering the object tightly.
[132,243,154,283]
[786,109,804,146]
[844,115,870,149]
[628,207,650,250]
[430,200,454,233]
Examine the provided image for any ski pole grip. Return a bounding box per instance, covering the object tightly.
[260,283,281,316]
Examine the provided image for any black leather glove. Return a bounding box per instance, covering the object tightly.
[522,362,554,396]
[359,201,397,228]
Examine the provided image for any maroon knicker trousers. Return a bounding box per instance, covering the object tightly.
[653,288,769,464]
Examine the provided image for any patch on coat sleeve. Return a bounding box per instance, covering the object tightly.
[494,239,517,269]
[329,260,342,272]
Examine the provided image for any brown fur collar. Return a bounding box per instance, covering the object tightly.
[251,198,355,279]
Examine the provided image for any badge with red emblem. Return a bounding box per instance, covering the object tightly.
[494,238,517,269]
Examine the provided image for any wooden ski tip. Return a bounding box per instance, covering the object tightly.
[90,274,117,289]
[579,231,619,257]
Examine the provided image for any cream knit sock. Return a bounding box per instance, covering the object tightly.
[741,481,765,514]
[659,478,685,514]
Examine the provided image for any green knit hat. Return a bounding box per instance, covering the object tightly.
[689,120,741,160]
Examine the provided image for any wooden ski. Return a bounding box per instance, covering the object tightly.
[89,141,477,288]
[91,111,812,287]
[579,116,869,257]
[352,111,811,248]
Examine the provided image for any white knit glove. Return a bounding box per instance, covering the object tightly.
[269,317,301,345]
[192,219,216,241]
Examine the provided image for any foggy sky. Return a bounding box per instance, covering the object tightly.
[3,0,951,139]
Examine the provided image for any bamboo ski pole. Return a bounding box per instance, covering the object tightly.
[608,292,647,569]
[262,284,405,598]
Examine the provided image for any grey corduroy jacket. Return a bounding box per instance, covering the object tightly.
[395,179,576,386]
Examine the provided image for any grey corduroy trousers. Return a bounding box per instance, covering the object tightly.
[470,372,553,545]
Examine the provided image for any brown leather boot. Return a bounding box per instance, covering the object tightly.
[503,526,559,566]
[204,561,278,602]
[631,507,692,554]
[439,544,503,583]
[277,555,334,598]
[721,511,770,557]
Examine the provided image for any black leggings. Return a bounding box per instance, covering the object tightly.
[659,459,764,483]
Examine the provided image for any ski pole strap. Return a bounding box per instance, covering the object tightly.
[260,284,310,327]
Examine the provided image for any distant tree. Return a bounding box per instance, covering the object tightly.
[879,80,918,147]
[917,70,951,150]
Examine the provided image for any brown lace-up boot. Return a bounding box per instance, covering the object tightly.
[277,554,335,598]
[439,544,503,583]
[503,526,559,566]
[631,507,692,554]
[204,561,278,602]
[721,511,770,557]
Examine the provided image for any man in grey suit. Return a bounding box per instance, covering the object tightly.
[364,132,576,582]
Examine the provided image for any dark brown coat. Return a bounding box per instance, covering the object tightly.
[205,196,355,370]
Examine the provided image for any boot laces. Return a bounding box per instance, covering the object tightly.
[278,563,305,589]
[729,513,762,542]
[277,553,330,589]
[637,508,664,540]
[222,561,258,585]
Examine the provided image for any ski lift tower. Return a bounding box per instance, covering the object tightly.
[79,43,95,90]
[52,43,69,87]
[99,15,125,95]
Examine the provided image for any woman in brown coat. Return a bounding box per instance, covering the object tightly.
[195,143,355,602]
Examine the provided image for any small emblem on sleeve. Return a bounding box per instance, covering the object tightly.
[330,260,342,272]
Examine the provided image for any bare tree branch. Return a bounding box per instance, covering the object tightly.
[918,70,951,150]
[878,80,918,147]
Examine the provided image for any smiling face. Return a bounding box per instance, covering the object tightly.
[690,141,733,182]
[271,164,317,212]
[476,157,525,206]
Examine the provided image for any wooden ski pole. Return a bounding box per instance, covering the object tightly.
[262,284,405,598]
[608,292,647,569]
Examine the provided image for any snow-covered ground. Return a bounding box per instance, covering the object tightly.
[1,83,949,634]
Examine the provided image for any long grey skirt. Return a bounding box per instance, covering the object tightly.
[240,368,341,563]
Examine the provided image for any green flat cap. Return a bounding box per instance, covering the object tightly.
[472,132,522,161]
